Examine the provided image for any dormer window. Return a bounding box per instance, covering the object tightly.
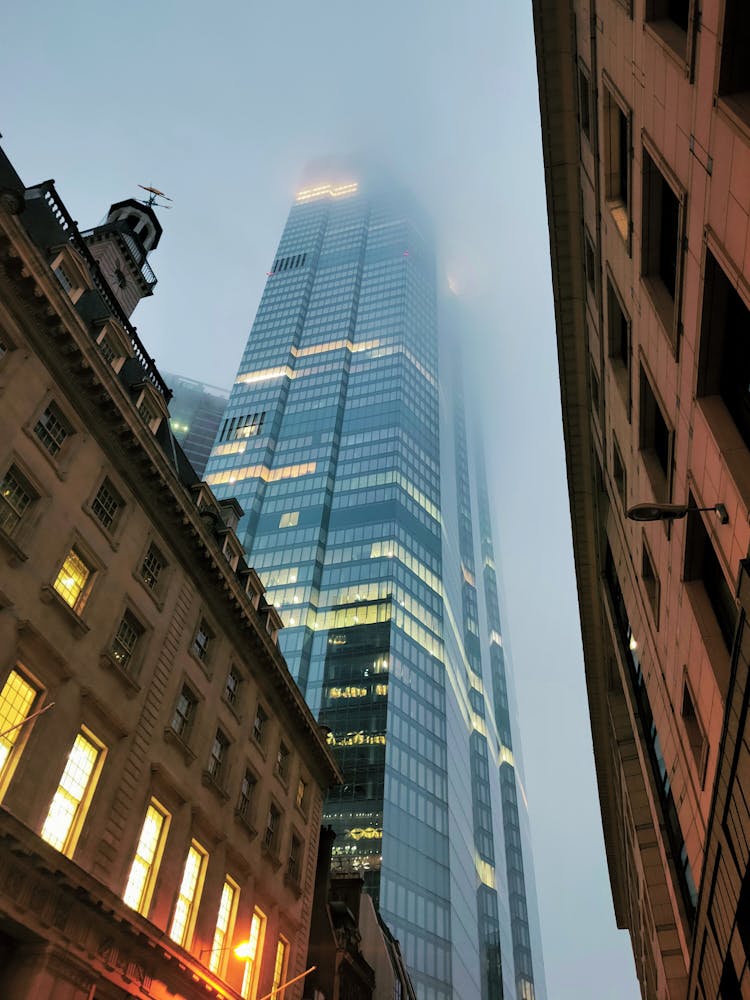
[94,319,132,374]
[222,533,243,571]
[49,245,93,305]
[134,383,168,434]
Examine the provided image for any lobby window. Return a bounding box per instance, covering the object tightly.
[207,729,229,783]
[263,803,280,853]
[34,402,71,457]
[0,464,37,538]
[578,63,592,143]
[140,542,167,592]
[238,769,256,820]
[53,547,94,612]
[110,610,144,672]
[641,540,660,624]
[608,277,631,414]
[209,877,240,976]
[275,742,290,782]
[252,703,267,746]
[172,685,197,741]
[603,83,631,242]
[91,478,123,532]
[584,230,597,295]
[697,249,750,451]
[642,149,683,342]
[225,665,242,707]
[240,908,266,1000]
[41,728,105,857]
[719,0,750,124]
[639,367,672,501]
[169,840,208,948]
[192,618,214,663]
[122,799,171,915]
[612,437,627,509]
[684,500,738,655]
[0,669,39,790]
[680,679,707,784]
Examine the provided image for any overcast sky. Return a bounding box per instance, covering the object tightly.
[2,3,639,996]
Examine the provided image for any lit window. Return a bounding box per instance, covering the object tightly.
[240,908,267,1000]
[192,618,213,662]
[123,799,170,915]
[279,511,299,528]
[238,769,256,820]
[209,877,239,975]
[208,730,229,783]
[110,610,144,671]
[91,478,122,531]
[0,465,36,538]
[603,83,631,241]
[169,840,208,948]
[225,666,242,706]
[53,548,93,611]
[263,804,280,853]
[252,704,267,745]
[271,937,289,998]
[0,670,38,787]
[275,743,290,782]
[141,543,166,591]
[34,403,71,457]
[295,778,307,811]
[41,729,104,856]
[172,685,197,740]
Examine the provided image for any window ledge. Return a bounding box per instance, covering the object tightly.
[189,647,212,680]
[39,585,89,637]
[274,770,290,791]
[682,581,732,696]
[716,93,750,147]
[0,528,28,566]
[643,20,688,71]
[641,276,678,353]
[22,424,68,482]
[233,810,258,840]
[201,769,230,802]
[251,737,267,760]
[99,652,141,695]
[284,871,302,897]
[131,570,166,611]
[639,449,671,505]
[606,199,630,246]
[220,695,242,724]
[81,503,121,552]
[294,801,310,823]
[163,727,196,765]
[260,841,282,871]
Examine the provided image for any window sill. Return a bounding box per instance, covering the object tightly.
[274,770,290,791]
[606,200,630,248]
[716,93,750,148]
[260,841,282,871]
[163,727,196,765]
[682,581,732,697]
[0,528,29,566]
[234,809,258,841]
[39,584,90,637]
[99,651,141,696]
[610,363,632,422]
[641,276,678,354]
[220,694,242,724]
[294,801,310,824]
[284,871,302,898]
[639,449,671,505]
[81,503,121,552]
[189,647,212,680]
[201,769,230,802]
[643,20,688,72]
[251,736,267,760]
[22,424,69,482]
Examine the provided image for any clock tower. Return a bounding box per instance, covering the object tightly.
[82,198,162,318]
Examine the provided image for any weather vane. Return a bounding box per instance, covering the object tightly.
[137,184,173,210]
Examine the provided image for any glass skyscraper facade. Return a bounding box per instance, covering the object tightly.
[204,174,546,1000]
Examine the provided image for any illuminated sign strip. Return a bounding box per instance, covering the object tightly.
[205,462,317,487]
[296,182,358,203]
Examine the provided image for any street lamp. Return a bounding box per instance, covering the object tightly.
[626,502,729,525]
[199,940,254,963]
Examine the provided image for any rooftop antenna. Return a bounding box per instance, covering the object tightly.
[137,184,173,210]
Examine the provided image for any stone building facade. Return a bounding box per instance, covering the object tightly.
[533,0,750,996]
[0,145,340,1000]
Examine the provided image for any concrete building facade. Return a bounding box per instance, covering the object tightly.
[533,0,750,996]
[0,145,340,1000]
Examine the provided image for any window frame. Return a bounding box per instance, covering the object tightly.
[0,460,40,544]
[0,666,43,801]
[122,797,171,916]
[169,838,209,949]
[171,683,199,744]
[40,725,106,858]
[108,606,147,677]
[602,73,632,249]
[638,362,674,504]
[88,475,125,539]
[51,542,98,616]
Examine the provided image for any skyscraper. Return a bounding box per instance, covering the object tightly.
[163,372,229,477]
[204,173,546,1000]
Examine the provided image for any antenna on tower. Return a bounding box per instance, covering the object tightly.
[137,184,173,210]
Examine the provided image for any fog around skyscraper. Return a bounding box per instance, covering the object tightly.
[0,2,639,997]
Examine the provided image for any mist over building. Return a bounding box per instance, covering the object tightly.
[204,173,546,1000]
[163,373,229,477]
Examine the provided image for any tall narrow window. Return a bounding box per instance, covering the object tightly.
[264,803,280,853]
[684,500,738,657]
[91,478,123,532]
[681,679,707,784]
[275,742,290,782]
[110,610,145,671]
[271,937,289,998]
[719,0,750,125]
[208,877,239,976]
[584,230,597,295]
[41,729,104,857]
[240,908,267,1000]
[603,84,630,242]
[287,834,302,883]
[53,548,94,612]
[172,685,197,741]
[192,618,214,663]
[253,704,267,745]
[123,799,171,915]
[0,465,36,538]
[612,438,627,510]
[608,278,631,414]
[238,769,256,821]
[0,669,39,790]
[578,64,592,143]
[169,840,208,948]
[141,543,167,591]
[207,730,229,783]
[642,149,682,342]
[225,666,242,707]
[639,367,672,501]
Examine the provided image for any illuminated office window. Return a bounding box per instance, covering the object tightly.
[271,936,289,997]
[53,548,94,611]
[123,799,170,915]
[240,908,267,999]
[169,840,208,948]
[209,876,239,975]
[0,669,38,790]
[41,729,104,856]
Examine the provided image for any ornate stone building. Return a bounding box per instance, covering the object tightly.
[0,144,340,1000]
[533,0,750,996]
